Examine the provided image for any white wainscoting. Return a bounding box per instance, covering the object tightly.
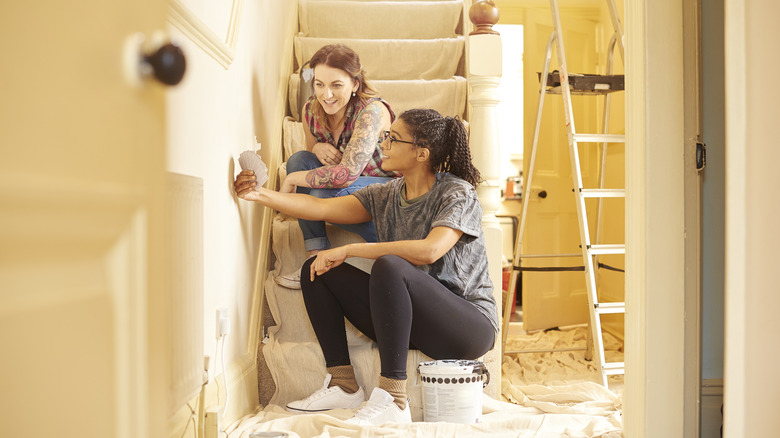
[167,173,205,411]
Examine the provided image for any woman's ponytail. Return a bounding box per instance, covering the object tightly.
[399,109,482,188]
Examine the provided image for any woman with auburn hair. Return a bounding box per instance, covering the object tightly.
[278,44,399,288]
[235,109,497,425]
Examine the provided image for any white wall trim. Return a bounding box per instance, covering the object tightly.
[624,1,647,433]
[702,378,723,396]
[222,354,259,423]
[722,0,747,434]
[701,379,724,438]
[224,0,243,49]
[625,0,688,436]
[168,0,244,69]
[682,0,703,436]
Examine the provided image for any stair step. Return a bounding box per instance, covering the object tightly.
[594,302,625,314]
[586,244,625,255]
[295,36,465,80]
[580,188,625,198]
[282,117,306,161]
[374,77,467,118]
[288,74,467,121]
[573,133,625,143]
[300,0,463,39]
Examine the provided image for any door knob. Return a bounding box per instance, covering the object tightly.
[143,43,186,85]
[124,32,186,87]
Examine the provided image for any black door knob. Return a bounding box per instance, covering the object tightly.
[538,190,547,199]
[143,43,186,86]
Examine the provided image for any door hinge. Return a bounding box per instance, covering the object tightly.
[696,141,706,172]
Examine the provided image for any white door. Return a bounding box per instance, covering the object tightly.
[520,9,601,331]
[0,1,172,437]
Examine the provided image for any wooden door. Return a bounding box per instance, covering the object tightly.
[520,8,601,331]
[0,1,171,437]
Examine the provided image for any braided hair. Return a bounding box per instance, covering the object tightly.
[398,109,482,188]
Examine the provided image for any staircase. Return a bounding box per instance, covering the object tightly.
[259,0,504,421]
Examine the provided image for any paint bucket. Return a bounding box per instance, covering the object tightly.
[417,359,490,423]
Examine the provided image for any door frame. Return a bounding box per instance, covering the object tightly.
[496,1,701,434]
[624,0,700,436]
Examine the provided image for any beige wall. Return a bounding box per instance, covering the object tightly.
[165,0,296,433]
[723,0,780,436]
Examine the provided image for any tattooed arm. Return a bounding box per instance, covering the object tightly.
[281,101,389,193]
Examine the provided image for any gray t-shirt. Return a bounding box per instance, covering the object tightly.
[352,172,499,332]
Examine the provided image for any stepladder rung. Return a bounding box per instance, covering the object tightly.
[572,133,625,143]
[580,188,625,198]
[602,362,625,375]
[594,302,625,314]
[517,252,582,259]
[587,244,625,255]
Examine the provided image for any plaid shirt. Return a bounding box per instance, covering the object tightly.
[303,97,399,178]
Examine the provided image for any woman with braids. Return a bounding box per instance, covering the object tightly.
[234,109,498,425]
[278,44,399,288]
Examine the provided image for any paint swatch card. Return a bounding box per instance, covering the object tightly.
[238,150,269,189]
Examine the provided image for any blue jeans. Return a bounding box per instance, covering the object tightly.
[286,150,392,251]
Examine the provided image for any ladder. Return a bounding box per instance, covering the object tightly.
[501,0,625,388]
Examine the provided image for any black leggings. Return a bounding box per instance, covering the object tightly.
[300,255,495,380]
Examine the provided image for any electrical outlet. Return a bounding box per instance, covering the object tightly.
[216,307,229,339]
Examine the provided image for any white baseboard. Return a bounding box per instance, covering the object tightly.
[701,379,723,438]
[168,358,259,438]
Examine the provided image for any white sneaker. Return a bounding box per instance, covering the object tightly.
[345,387,412,425]
[286,374,365,413]
[275,271,301,289]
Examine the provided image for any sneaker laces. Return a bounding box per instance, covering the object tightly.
[352,398,387,420]
[303,381,334,403]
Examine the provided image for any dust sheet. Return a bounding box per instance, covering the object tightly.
[230,325,624,437]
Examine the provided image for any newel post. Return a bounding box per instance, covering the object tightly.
[467,0,503,398]
[468,0,502,224]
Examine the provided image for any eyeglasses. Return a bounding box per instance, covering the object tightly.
[379,131,415,149]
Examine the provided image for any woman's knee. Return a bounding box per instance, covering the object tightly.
[286,150,317,173]
[371,255,406,276]
[369,256,414,295]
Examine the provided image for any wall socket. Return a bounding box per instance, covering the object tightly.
[216,307,230,339]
